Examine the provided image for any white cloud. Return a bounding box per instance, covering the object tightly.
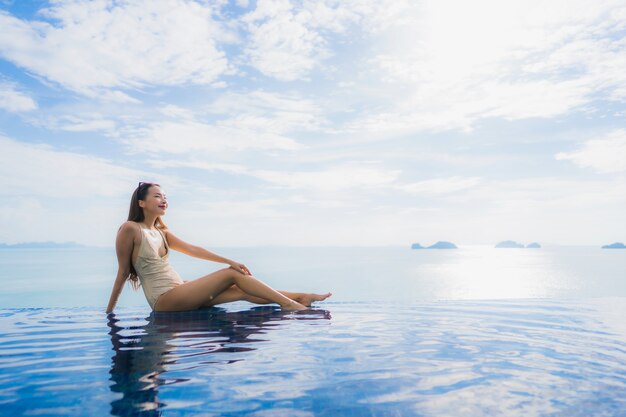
[2,0,623,130]
[170,175,626,247]
[121,120,303,154]
[145,157,400,191]
[2,130,624,245]
[0,135,214,244]
[0,1,230,100]
[0,135,146,198]
[240,0,385,80]
[209,90,321,120]
[347,0,626,133]
[31,113,116,132]
[158,105,196,121]
[556,129,626,173]
[184,198,287,219]
[2,0,626,247]
[117,90,324,155]
[253,163,401,191]
[0,80,37,112]
[209,90,324,133]
[242,0,327,81]
[146,159,250,175]
[395,176,482,194]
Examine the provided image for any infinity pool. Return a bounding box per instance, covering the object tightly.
[2,299,626,416]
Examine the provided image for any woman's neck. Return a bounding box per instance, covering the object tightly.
[140,214,158,229]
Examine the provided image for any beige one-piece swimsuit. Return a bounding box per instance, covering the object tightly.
[132,226,184,310]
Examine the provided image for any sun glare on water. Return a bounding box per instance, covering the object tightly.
[424,246,566,300]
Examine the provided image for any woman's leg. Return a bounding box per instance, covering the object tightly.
[203,285,332,308]
[154,267,307,312]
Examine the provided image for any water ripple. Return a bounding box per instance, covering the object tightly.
[1,300,625,416]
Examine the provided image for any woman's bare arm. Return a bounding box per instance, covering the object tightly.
[106,223,135,314]
[164,228,233,264]
[163,228,251,275]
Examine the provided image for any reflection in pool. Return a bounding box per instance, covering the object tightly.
[107,306,332,416]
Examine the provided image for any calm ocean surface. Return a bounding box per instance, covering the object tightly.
[1,245,626,307]
[1,246,625,416]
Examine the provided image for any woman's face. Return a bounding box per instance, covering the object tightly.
[139,185,168,215]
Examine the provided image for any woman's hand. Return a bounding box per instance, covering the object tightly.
[228,260,252,275]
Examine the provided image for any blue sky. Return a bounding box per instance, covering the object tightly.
[0,0,625,247]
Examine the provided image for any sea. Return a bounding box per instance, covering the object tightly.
[1,245,625,416]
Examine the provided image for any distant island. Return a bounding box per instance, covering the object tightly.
[495,241,541,249]
[495,240,524,248]
[411,241,457,250]
[0,241,87,249]
[602,242,626,249]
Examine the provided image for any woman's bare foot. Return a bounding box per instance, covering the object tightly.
[297,292,332,307]
[281,300,308,311]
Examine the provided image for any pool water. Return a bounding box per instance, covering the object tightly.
[2,300,626,416]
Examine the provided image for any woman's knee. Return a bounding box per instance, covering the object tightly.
[215,267,237,282]
[233,274,247,286]
[224,267,247,282]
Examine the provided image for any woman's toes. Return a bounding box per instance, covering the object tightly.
[314,292,332,302]
[299,292,332,306]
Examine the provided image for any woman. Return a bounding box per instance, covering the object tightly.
[106,182,331,313]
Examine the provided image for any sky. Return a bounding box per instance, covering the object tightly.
[0,0,625,247]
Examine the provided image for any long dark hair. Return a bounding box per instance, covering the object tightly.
[125,182,169,291]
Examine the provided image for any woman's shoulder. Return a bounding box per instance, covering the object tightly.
[118,221,141,234]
